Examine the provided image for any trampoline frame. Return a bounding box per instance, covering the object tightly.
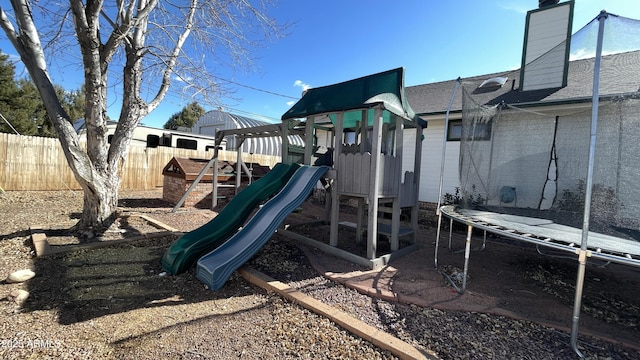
[436,205,640,271]
[434,204,640,356]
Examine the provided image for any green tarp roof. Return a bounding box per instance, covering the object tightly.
[281,68,426,128]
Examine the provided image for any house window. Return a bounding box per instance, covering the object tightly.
[467,119,492,141]
[447,120,492,141]
[447,120,463,141]
[176,138,197,150]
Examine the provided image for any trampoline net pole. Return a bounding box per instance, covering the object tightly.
[435,79,461,270]
[435,78,461,215]
[434,211,443,269]
[571,11,608,358]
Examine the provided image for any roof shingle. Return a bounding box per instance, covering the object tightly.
[406,50,640,114]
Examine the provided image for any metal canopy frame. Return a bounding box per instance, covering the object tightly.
[171,123,304,212]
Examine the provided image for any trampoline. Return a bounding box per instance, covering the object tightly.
[436,206,640,289]
[438,206,640,266]
[433,12,640,358]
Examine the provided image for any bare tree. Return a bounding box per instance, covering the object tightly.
[0,0,285,235]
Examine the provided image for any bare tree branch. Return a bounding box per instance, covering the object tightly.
[0,0,289,232]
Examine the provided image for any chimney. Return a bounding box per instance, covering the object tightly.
[519,1,574,91]
[539,0,559,8]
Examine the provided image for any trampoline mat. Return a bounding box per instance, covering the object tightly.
[454,207,640,257]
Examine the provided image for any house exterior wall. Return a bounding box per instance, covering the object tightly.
[553,101,640,227]
[466,111,555,208]
[415,106,629,207]
[447,98,640,228]
[419,120,460,203]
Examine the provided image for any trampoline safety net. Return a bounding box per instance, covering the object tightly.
[458,88,640,243]
[454,13,640,248]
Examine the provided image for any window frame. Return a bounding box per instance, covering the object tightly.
[176,138,198,150]
[446,120,463,141]
[447,119,492,141]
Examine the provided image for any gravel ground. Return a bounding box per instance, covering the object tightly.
[1,190,639,359]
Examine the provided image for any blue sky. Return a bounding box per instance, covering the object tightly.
[2,0,640,128]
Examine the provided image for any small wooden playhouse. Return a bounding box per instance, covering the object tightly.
[163,156,273,208]
[162,157,235,207]
[280,68,426,268]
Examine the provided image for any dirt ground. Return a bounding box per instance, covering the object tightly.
[288,198,640,348]
[1,189,639,359]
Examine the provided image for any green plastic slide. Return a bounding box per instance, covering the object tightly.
[196,165,328,290]
[161,162,300,275]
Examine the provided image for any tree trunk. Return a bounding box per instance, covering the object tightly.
[73,166,122,235]
[1,0,284,238]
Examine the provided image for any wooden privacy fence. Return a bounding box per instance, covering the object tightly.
[0,133,280,191]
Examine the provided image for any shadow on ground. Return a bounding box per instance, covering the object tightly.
[24,235,258,325]
[117,197,174,209]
